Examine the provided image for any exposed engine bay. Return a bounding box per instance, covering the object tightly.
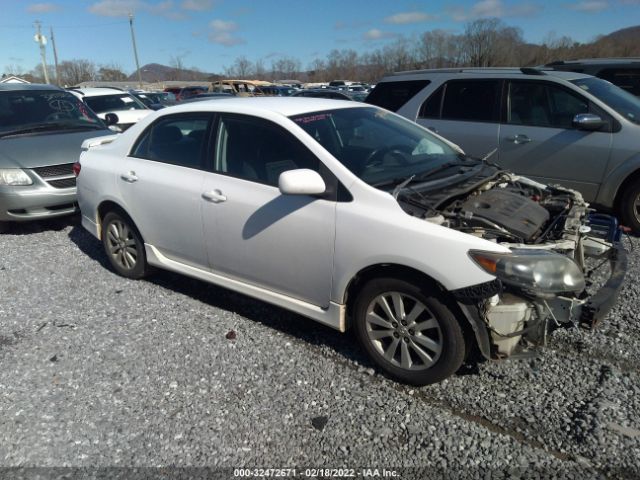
[393,162,627,360]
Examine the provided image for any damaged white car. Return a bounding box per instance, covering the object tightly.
[76,98,627,385]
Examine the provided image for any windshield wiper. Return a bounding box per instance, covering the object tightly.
[0,122,103,138]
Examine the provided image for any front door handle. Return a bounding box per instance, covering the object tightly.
[120,171,138,183]
[202,189,227,203]
[507,134,532,145]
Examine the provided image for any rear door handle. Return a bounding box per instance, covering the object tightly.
[201,189,227,203]
[120,171,138,183]
[507,134,532,145]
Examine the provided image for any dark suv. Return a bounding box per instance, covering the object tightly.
[546,58,640,97]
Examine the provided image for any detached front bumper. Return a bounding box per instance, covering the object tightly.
[579,240,628,329]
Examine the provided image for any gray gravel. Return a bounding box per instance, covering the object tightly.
[1,216,639,479]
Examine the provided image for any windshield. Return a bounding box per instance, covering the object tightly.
[290,107,461,186]
[0,90,104,134]
[571,77,640,125]
[84,93,147,113]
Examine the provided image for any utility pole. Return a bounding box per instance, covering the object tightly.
[34,20,50,84]
[50,26,60,86]
[129,13,143,89]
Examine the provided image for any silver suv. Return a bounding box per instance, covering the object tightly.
[367,68,640,231]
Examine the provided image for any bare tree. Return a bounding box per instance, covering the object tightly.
[225,56,253,78]
[97,63,127,82]
[58,59,95,86]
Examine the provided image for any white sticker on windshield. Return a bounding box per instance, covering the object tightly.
[413,138,444,155]
[121,97,134,103]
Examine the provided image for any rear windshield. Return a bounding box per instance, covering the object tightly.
[571,77,640,125]
[0,89,104,133]
[84,93,147,113]
[365,80,431,112]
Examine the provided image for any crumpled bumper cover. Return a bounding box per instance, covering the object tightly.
[580,240,628,329]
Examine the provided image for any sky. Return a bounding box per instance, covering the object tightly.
[1,0,640,76]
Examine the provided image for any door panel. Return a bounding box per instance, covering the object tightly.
[417,118,500,158]
[202,176,335,307]
[119,158,208,267]
[497,81,612,202]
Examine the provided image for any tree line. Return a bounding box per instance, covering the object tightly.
[5,18,639,86]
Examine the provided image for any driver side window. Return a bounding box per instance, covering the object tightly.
[213,114,320,186]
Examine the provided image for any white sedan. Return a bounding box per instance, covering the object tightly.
[75,98,625,385]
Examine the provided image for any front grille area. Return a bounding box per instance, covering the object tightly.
[31,163,76,189]
[47,177,77,188]
[32,163,74,178]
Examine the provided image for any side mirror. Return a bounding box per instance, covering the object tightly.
[573,113,606,131]
[278,169,326,196]
[104,113,119,126]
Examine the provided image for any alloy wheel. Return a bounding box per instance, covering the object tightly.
[105,219,138,270]
[365,292,443,371]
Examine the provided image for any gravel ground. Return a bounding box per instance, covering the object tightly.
[1,216,639,479]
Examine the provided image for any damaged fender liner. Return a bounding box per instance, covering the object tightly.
[580,241,628,329]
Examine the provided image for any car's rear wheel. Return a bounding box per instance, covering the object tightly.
[619,180,640,233]
[101,211,149,279]
[353,278,466,385]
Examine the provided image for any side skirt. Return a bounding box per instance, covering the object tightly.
[145,244,346,332]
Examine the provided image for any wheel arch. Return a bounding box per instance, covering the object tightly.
[613,168,640,215]
[342,263,488,358]
[96,200,142,241]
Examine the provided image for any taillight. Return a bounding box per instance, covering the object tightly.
[73,162,81,177]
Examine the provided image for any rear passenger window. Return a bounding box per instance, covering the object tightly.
[365,80,431,112]
[131,114,211,169]
[440,80,500,122]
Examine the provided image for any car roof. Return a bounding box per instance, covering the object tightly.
[0,83,65,92]
[384,67,594,82]
[165,97,367,116]
[71,87,127,96]
[547,58,640,66]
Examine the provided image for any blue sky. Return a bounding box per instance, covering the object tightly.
[2,0,640,76]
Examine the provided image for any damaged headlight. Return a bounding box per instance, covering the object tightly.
[0,169,33,186]
[469,249,585,295]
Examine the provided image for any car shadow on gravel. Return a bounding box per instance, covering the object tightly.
[1,215,80,236]
[67,224,483,380]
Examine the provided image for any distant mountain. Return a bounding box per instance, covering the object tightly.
[599,25,640,44]
[128,63,220,82]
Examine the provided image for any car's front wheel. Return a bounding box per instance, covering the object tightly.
[101,211,149,279]
[620,180,640,233]
[353,278,466,385]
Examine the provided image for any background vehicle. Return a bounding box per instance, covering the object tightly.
[0,84,111,228]
[130,91,176,110]
[77,98,624,385]
[70,87,151,131]
[367,68,640,231]
[292,89,355,100]
[179,92,235,103]
[546,58,640,96]
[177,86,209,101]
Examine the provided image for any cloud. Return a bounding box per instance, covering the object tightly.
[208,19,245,46]
[88,0,185,19]
[181,0,214,11]
[567,1,610,11]
[363,29,398,41]
[450,0,541,21]
[384,11,435,25]
[26,2,61,13]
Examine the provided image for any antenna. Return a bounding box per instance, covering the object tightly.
[34,20,50,84]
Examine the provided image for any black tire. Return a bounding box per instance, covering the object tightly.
[0,221,10,234]
[353,278,466,386]
[101,211,149,279]
[619,180,640,234]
